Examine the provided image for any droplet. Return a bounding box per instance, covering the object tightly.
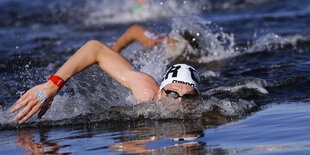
[160,1,163,5]
[16,46,19,49]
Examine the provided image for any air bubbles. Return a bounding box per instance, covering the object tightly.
[160,1,164,5]
[16,46,19,50]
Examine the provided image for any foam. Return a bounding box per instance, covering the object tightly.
[165,16,310,64]
[1,95,257,129]
[204,81,269,96]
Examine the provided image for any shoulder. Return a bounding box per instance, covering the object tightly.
[127,71,159,102]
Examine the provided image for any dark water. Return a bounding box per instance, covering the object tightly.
[1,0,310,154]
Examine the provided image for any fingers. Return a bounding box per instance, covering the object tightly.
[12,83,57,123]
[13,100,36,122]
[13,91,46,123]
[19,103,43,124]
[38,101,51,119]
[38,106,47,119]
[11,94,32,113]
[16,91,30,105]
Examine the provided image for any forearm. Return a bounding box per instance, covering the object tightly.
[112,24,140,52]
[54,40,101,81]
[56,40,134,89]
[112,24,158,52]
[97,42,134,89]
[11,40,135,123]
[111,33,134,52]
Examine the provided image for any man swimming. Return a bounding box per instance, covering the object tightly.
[112,24,200,59]
[11,24,200,123]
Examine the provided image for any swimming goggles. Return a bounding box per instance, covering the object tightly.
[163,89,197,100]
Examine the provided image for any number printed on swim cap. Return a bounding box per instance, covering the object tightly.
[159,64,200,93]
[164,65,181,80]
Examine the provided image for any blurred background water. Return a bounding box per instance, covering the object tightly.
[1,0,310,154]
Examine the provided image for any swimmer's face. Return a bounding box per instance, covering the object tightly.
[158,83,197,102]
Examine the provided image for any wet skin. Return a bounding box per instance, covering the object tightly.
[11,24,196,124]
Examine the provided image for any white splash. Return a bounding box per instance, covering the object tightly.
[204,81,269,96]
[166,15,309,63]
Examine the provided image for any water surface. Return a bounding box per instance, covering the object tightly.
[1,0,310,154]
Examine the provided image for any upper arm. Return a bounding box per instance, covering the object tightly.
[127,71,159,101]
[96,41,159,101]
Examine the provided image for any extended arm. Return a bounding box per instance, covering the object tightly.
[12,40,159,123]
[112,24,166,53]
[54,40,134,88]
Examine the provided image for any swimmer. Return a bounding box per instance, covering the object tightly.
[11,25,200,124]
[111,24,201,59]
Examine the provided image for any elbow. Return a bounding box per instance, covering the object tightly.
[85,40,104,48]
[83,40,108,61]
[84,40,108,53]
[128,24,142,34]
[130,24,141,30]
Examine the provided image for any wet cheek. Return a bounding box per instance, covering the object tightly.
[143,88,150,95]
[157,91,165,100]
[142,88,157,98]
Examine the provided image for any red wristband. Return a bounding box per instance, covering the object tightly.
[48,75,64,89]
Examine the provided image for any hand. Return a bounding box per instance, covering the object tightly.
[149,36,167,47]
[11,81,59,123]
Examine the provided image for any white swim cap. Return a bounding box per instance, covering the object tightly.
[159,64,200,93]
